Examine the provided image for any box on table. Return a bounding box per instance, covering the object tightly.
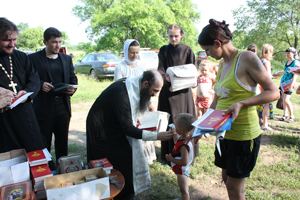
[44,167,110,200]
[0,149,30,187]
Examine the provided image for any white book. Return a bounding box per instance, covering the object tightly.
[6,92,33,109]
[138,111,170,132]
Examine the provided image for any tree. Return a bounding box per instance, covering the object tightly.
[232,0,300,62]
[72,0,200,52]
[17,26,44,49]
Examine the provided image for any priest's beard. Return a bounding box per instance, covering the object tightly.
[139,87,151,114]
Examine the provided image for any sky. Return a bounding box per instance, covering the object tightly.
[1,0,247,45]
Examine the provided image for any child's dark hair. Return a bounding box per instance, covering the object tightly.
[198,19,233,46]
[247,44,258,53]
[175,113,195,132]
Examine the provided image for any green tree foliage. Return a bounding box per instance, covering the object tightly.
[17,26,44,49]
[72,0,200,52]
[17,22,29,33]
[232,0,300,62]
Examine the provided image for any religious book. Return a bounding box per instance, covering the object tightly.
[89,158,113,174]
[58,155,82,174]
[166,64,198,92]
[6,92,33,109]
[30,164,53,183]
[289,67,300,73]
[192,117,233,137]
[137,111,170,132]
[0,180,32,200]
[53,83,81,93]
[272,71,285,77]
[191,109,232,132]
[27,148,51,167]
[280,79,294,92]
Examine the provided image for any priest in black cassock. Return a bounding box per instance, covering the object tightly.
[86,70,174,200]
[0,18,46,153]
[157,24,199,165]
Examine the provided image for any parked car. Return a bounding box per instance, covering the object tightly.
[137,48,158,70]
[73,53,122,78]
[196,50,208,69]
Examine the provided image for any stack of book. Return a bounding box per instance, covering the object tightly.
[27,149,53,199]
[88,158,113,174]
[30,164,53,199]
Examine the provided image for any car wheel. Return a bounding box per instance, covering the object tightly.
[90,69,96,79]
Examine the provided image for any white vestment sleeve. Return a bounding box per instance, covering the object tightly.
[142,130,157,141]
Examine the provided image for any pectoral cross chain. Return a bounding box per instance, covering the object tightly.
[0,55,18,93]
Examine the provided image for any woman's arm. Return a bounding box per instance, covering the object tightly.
[223,51,280,120]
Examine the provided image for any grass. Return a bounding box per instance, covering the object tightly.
[64,72,300,199]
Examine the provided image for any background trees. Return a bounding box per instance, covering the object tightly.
[72,0,200,52]
[232,0,300,62]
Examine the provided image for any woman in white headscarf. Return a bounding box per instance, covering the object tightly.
[114,39,146,81]
[114,39,156,165]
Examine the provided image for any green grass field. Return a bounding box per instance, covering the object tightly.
[66,72,300,199]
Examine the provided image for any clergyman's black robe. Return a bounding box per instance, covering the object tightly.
[86,79,143,199]
[157,43,199,162]
[0,50,46,153]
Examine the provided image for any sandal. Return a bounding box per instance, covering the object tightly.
[288,116,295,123]
[279,116,287,121]
[261,126,273,131]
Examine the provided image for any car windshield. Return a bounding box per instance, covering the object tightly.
[96,54,121,60]
[198,51,206,56]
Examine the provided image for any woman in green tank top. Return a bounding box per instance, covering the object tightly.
[197,19,280,200]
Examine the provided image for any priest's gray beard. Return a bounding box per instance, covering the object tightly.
[138,86,151,114]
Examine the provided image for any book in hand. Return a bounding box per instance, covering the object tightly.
[137,111,170,132]
[289,67,300,73]
[0,180,33,200]
[53,83,81,93]
[6,92,33,109]
[27,148,52,167]
[272,71,285,77]
[280,79,294,92]
[191,109,232,137]
[89,158,113,174]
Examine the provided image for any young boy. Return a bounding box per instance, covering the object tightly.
[165,113,195,200]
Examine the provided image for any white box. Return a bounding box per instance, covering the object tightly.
[44,168,110,200]
[0,149,30,187]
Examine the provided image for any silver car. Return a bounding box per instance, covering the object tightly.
[137,50,159,71]
[74,53,122,78]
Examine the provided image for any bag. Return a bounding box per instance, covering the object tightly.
[276,92,283,110]
[166,64,198,92]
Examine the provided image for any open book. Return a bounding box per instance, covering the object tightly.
[6,92,33,109]
[289,67,300,73]
[272,71,285,78]
[137,111,170,132]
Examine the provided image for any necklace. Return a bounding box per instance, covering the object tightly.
[0,56,18,93]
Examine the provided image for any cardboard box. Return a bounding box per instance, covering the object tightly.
[0,149,30,187]
[44,168,110,200]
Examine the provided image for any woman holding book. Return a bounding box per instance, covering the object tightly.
[279,47,300,123]
[197,19,279,200]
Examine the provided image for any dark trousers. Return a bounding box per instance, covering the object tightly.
[38,98,70,166]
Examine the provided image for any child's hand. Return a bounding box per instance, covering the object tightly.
[165,153,172,161]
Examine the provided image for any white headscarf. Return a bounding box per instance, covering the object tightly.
[124,39,140,64]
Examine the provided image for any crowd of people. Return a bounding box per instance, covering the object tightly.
[1,16,298,200]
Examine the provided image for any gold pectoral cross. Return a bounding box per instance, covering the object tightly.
[9,80,17,93]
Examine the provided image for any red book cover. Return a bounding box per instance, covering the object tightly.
[27,150,46,162]
[89,158,113,169]
[136,124,157,131]
[198,110,231,131]
[30,164,52,180]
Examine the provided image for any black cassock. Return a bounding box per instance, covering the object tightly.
[86,79,143,199]
[157,43,199,163]
[0,50,45,153]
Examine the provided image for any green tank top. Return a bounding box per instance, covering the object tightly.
[215,51,260,141]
